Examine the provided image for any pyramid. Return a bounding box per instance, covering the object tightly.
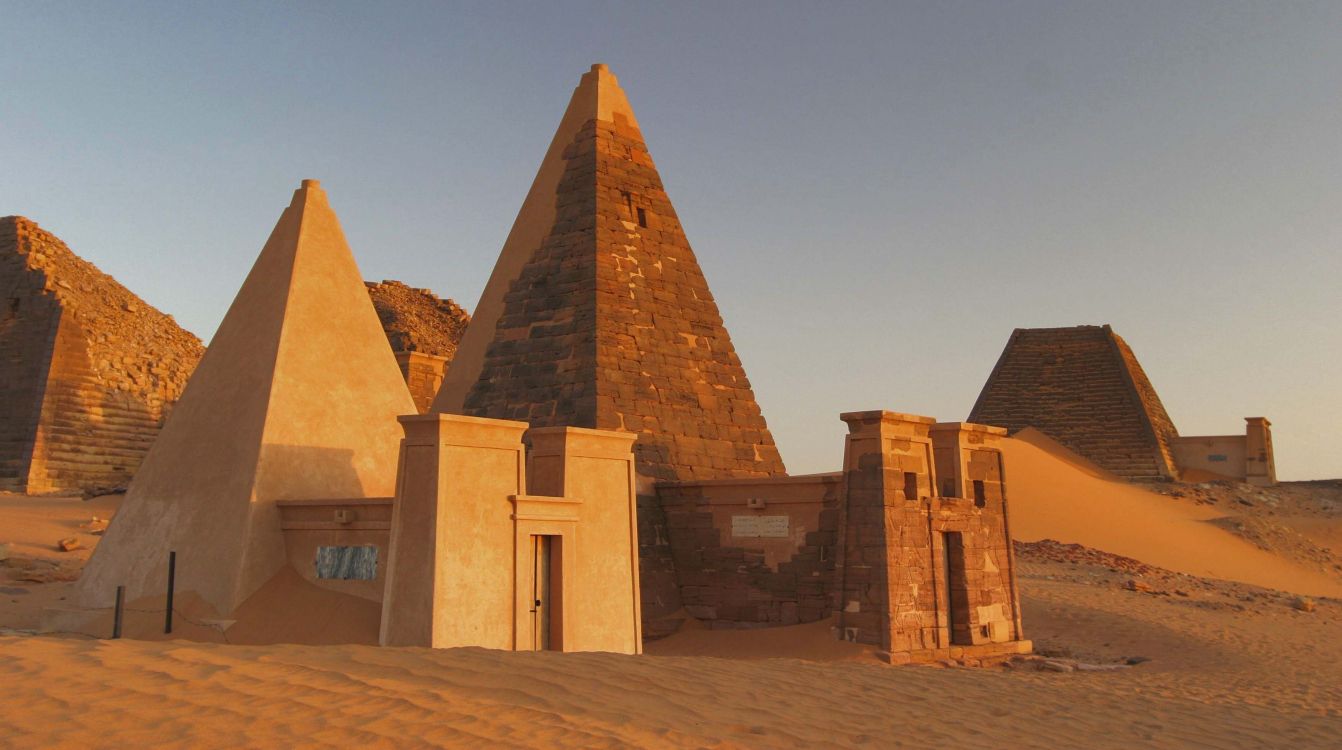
[968,325,1180,480]
[76,180,416,613]
[0,217,203,493]
[435,64,785,482]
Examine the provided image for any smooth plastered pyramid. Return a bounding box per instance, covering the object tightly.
[77,180,416,614]
[435,64,785,482]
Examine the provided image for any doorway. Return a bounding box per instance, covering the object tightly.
[942,532,971,645]
[529,535,562,651]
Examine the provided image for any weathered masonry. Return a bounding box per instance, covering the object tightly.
[656,411,1029,664]
[970,325,1275,485]
[0,216,203,493]
[435,64,786,485]
[366,280,470,413]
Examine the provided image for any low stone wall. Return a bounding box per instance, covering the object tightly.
[655,473,841,629]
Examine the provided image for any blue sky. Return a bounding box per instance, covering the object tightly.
[3,1,1340,479]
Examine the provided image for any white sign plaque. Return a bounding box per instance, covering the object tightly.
[731,515,790,539]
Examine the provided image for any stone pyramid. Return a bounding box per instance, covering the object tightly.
[435,64,785,482]
[77,180,416,613]
[969,325,1180,480]
[0,217,203,493]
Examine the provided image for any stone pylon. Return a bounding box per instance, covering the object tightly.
[76,180,416,614]
[435,64,785,483]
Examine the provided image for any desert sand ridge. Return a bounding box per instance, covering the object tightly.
[1001,430,1342,597]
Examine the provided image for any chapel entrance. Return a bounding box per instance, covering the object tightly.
[529,535,562,651]
[942,531,972,645]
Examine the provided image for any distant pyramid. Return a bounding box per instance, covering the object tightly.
[77,180,416,613]
[969,325,1180,480]
[435,64,785,482]
[0,217,203,493]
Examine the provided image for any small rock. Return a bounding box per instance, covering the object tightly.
[57,537,83,552]
[1123,579,1153,593]
[1174,589,1190,597]
[1041,660,1075,673]
[1126,656,1152,665]
[1075,663,1128,672]
[1292,597,1316,613]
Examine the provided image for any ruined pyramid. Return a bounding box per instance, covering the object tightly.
[76,180,416,614]
[435,64,785,482]
[969,325,1180,480]
[0,218,204,493]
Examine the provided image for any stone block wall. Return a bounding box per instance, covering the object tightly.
[0,217,204,492]
[460,108,786,485]
[655,474,840,630]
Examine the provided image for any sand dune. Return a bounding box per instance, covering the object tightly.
[1000,431,1342,598]
[3,559,1339,749]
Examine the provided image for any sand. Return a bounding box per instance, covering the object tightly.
[1000,430,1342,597]
[2,557,1338,749]
[3,459,1341,748]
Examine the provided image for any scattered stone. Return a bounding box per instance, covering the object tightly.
[1075,662,1129,672]
[1041,660,1075,673]
[57,537,83,552]
[1123,579,1153,593]
[1291,597,1316,613]
[82,517,109,534]
[1126,656,1152,665]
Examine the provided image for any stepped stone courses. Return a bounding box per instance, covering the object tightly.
[969,325,1180,480]
[0,217,204,493]
[444,64,785,483]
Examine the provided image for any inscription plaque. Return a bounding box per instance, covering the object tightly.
[731,515,789,538]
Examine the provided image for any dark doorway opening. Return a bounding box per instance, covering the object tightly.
[942,532,971,645]
[530,535,563,651]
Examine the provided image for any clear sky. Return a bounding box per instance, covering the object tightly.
[3,2,1340,480]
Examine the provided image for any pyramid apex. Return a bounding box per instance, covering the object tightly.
[591,63,609,73]
[291,178,328,208]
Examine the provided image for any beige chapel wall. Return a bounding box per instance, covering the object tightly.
[434,441,519,649]
[1171,435,1248,481]
[568,458,638,653]
[381,415,525,650]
